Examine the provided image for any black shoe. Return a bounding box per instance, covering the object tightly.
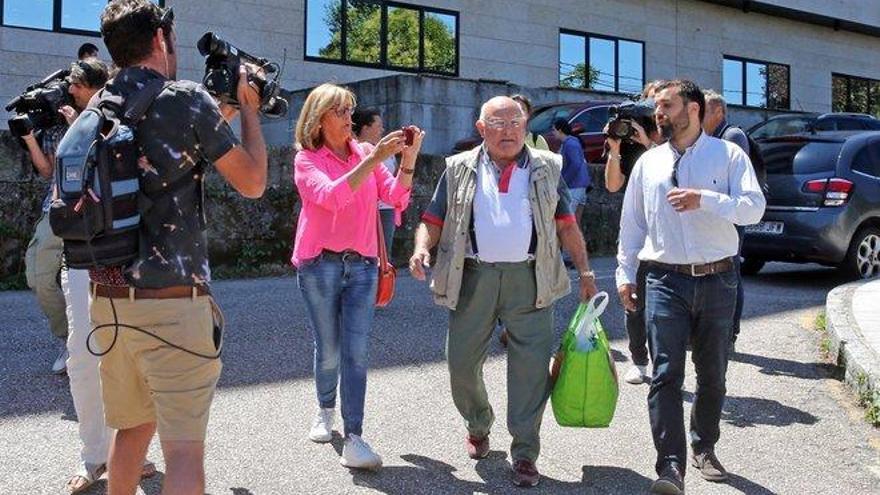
[691,450,728,482]
[651,463,684,494]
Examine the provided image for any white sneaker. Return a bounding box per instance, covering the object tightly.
[340,434,383,470]
[51,348,69,375]
[308,408,334,443]
[624,364,649,385]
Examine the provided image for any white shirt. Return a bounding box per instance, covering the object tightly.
[615,132,766,287]
[473,148,533,262]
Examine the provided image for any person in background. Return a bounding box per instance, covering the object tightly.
[77,42,100,60]
[293,83,424,471]
[552,118,591,233]
[352,107,399,260]
[511,94,549,151]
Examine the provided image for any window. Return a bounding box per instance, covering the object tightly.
[558,30,644,93]
[723,56,790,110]
[1,0,164,34]
[832,73,880,117]
[852,141,880,178]
[305,0,459,76]
[571,106,610,134]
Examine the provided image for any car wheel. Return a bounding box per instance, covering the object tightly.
[740,257,765,276]
[842,226,880,280]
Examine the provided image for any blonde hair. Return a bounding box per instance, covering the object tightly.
[295,83,357,151]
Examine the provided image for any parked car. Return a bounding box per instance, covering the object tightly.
[742,131,880,279]
[748,112,880,141]
[452,101,620,163]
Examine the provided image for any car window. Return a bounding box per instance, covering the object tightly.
[836,118,865,131]
[750,117,814,139]
[813,119,835,131]
[852,141,880,177]
[864,120,880,130]
[530,106,575,135]
[571,106,609,133]
[763,141,842,175]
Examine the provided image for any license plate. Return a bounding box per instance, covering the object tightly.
[746,221,784,235]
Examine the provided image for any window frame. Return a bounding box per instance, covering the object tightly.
[558,28,645,94]
[722,55,791,110]
[0,0,165,37]
[303,0,460,76]
[832,72,880,116]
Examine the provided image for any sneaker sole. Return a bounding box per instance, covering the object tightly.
[308,433,332,443]
[339,458,383,471]
[650,479,683,494]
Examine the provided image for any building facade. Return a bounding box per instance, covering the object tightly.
[1,0,879,146]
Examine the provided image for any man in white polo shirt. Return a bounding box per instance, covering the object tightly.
[409,96,598,488]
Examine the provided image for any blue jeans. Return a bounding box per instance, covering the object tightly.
[644,264,737,475]
[297,253,378,437]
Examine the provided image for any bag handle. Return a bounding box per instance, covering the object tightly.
[377,213,390,270]
[583,291,609,321]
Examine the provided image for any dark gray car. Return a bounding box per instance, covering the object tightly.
[742,131,880,279]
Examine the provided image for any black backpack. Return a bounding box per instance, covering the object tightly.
[49,79,171,269]
[721,124,768,195]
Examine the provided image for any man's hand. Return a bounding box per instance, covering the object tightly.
[59,106,79,126]
[618,284,637,312]
[579,275,599,302]
[236,65,261,113]
[667,188,701,212]
[409,248,431,281]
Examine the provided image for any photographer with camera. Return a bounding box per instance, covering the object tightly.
[20,59,109,376]
[88,2,268,494]
[602,83,666,387]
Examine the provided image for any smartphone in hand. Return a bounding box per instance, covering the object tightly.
[402,126,415,146]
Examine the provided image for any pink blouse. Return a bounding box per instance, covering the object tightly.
[291,139,411,267]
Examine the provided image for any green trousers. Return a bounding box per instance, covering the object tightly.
[25,212,67,339]
[447,259,554,462]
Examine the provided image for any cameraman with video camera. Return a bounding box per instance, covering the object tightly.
[89,1,268,494]
[603,80,666,387]
[20,59,109,376]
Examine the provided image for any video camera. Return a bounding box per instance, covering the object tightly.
[5,69,73,137]
[197,32,288,118]
[606,99,656,141]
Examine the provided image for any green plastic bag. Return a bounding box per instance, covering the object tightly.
[551,292,619,428]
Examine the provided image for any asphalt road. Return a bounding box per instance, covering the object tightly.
[1,258,879,494]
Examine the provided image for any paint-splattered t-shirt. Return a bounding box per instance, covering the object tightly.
[89,67,239,289]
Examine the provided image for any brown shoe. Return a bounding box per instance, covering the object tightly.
[466,434,489,459]
[512,459,540,487]
[691,450,728,481]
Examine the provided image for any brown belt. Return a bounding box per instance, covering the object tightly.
[91,282,210,300]
[647,257,735,277]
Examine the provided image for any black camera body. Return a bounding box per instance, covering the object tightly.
[197,32,288,118]
[606,99,656,141]
[5,69,73,137]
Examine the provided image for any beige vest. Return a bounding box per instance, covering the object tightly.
[429,146,571,310]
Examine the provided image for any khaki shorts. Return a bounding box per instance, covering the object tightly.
[90,293,223,441]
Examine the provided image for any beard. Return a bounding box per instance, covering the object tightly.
[658,110,689,140]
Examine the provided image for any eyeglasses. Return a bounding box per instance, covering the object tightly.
[483,118,526,130]
[331,105,355,118]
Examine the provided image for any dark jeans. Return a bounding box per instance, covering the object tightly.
[732,226,745,343]
[644,264,737,475]
[625,263,649,366]
[297,253,378,437]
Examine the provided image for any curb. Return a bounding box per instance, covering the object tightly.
[825,280,880,421]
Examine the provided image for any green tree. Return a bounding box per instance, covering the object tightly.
[560,63,599,89]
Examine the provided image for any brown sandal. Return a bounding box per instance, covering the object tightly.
[67,463,106,494]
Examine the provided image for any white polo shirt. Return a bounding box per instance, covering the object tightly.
[473,149,533,262]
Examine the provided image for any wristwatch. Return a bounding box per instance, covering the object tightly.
[579,270,596,280]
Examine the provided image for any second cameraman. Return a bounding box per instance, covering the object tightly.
[22,59,110,376]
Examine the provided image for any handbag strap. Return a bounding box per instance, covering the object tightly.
[377,213,390,269]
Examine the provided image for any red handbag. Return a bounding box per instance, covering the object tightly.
[375,214,396,307]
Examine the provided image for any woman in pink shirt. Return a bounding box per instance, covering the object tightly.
[292,83,423,470]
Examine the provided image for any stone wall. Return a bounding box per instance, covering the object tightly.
[0,133,621,285]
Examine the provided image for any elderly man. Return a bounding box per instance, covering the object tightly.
[410,96,598,487]
[617,80,765,494]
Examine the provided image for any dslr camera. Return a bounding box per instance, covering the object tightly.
[605,99,656,141]
[197,32,288,118]
[5,69,73,137]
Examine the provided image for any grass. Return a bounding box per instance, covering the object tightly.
[854,372,880,427]
[813,311,833,359]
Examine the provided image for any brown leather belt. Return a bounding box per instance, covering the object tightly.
[91,282,210,300]
[647,257,735,277]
